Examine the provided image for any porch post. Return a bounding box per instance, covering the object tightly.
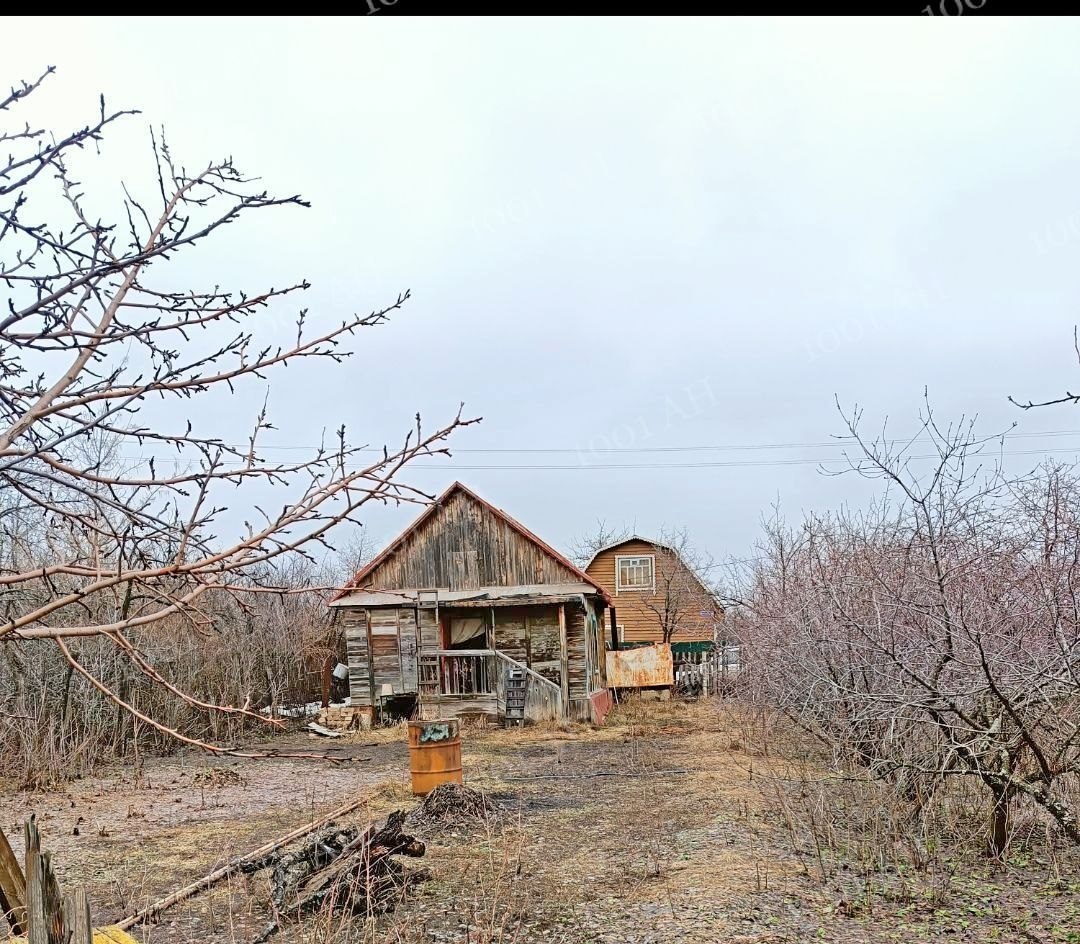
[558,604,569,720]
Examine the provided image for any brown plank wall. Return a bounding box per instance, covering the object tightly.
[344,601,602,705]
[360,488,585,591]
[343,609,372,707]
[585,539,718,644]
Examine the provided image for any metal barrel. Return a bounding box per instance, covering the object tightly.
[406,719,463,796]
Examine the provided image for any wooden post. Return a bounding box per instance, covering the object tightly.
[0,825,27,936]
[65,889,92,944]
[558,604,569,720]
[19,818,136,944]
[320,653,333,709]
[25,816,65,944]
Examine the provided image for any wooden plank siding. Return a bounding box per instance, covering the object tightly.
[586,539,719,645]
[516,606,561,688]
[343,610,372,707]
[418,608,439,651]
[492,608,528,664]
[566,605,587,700]
[370,608,404,695]
[359,487,586,592]
[583,595,608,691]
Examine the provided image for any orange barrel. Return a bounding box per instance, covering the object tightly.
[407,719,463,796]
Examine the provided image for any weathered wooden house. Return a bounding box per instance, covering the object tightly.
[330,483,613,725]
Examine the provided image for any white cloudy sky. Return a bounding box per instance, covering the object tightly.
[6,17,1080,566]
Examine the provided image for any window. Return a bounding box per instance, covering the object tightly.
[616,554,654,592]
[616,624,625,644]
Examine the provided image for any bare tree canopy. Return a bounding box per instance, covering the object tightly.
[741,401,1080,854]
[0,69,475,761]
[1010,326,1080,410]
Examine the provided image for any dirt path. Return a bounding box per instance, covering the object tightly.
[3,702,1075,943]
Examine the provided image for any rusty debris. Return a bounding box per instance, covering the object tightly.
[605,643,674,689]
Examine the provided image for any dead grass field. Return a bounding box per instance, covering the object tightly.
[3,700,1077,943]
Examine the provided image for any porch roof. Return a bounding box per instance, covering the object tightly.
[329,582,600,609]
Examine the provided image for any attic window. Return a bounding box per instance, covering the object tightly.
[616,554,654,592]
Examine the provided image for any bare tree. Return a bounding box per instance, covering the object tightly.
[569,520,633,569]
[574,523,721,644]
[639,528,721,645]
[742,401,1080,856]
[0,68,476,764]
[1010,325,1080,409]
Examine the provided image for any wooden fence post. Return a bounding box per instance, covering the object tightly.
[0,824,27,936]
[65,888,93,944]
[7,816,136,944]
[24,816,100,944]
[25,815,67,944]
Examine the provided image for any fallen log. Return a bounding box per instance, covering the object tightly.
[114,794,372,931]
[241,822,369,914]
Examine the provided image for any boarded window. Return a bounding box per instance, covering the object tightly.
[616,555,654,592]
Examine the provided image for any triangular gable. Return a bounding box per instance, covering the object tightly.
[334,482,609,601]
[585,535,720,607]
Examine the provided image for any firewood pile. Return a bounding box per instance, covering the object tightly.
[240,811,427,943]
[406,782,502,830]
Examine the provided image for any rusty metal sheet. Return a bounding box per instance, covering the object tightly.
[605,643,673,688]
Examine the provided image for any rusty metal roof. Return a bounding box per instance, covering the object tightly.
[332,482,612,605]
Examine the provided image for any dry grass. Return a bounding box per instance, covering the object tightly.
[5,699,1077,943]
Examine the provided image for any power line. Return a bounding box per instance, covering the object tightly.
[406,446,1080,470]
[107,444,1080,471]
[206,427,1080,455]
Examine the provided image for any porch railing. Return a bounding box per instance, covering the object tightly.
[425,649,496,696]
[493,650,563,722]
[419,648,564,721]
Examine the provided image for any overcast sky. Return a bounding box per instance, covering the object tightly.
[7,17,1080,568]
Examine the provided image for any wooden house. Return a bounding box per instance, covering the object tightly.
[329,483,613,725]
[584,536,722,672]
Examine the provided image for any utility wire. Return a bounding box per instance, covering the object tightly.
[107,444,1080,470]
[108,427,1080,457]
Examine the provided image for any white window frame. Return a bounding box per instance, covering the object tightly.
[616,623,625,644]
[615,554,655,593]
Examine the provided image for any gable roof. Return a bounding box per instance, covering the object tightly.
[584,534,671,570]
[584,535,721,606]
[333,481,611,603]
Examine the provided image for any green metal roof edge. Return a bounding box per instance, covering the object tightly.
[615,641,715,653]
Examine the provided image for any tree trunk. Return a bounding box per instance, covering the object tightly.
[989,786,1011,858]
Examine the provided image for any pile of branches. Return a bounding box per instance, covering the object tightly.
[407,782,502,830]
[240,812,426,942]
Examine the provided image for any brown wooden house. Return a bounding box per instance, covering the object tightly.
[329,483,613,724]
[584,536,721,647]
